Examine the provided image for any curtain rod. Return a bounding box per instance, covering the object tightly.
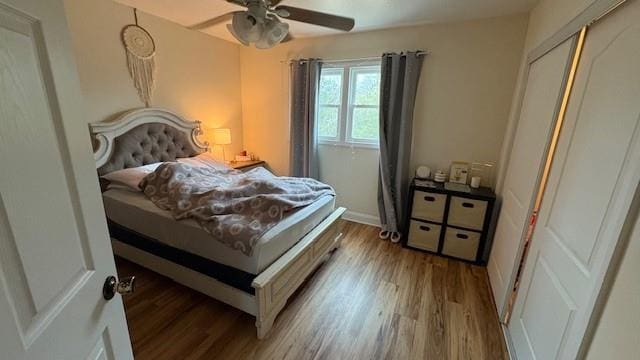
[283,51,429,64]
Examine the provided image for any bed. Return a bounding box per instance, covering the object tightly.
[91,108,346,339]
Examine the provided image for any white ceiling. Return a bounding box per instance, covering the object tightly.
[114,0,537,43]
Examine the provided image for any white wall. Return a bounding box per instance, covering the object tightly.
[63,0,244,157]
[240,14,528,221]
[525,0,594,49]
[318,145,380,224]
[586,209,640,358]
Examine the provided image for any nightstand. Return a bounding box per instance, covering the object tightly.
[230,160,266,172]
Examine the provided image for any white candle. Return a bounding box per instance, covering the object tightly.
[470,176,481,188]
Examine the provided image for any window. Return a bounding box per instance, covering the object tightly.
[317,68,343,141]
[317,61,381,147]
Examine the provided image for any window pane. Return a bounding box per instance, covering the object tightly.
[318,106,339,138]
[351,107,379,140]
[318,71,342,105]
[353,71,380,106]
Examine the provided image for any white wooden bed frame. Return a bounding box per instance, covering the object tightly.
[91,108,346,339]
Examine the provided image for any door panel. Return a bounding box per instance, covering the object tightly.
[546,23,640,266]
[0,0,132,359]
[518,254,575,360]
[87,330,116,360]
[509,1,640,358]
[1,5,92,315]
[488,38,575,317]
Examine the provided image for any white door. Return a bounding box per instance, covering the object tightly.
[0,0,133,359]
[488,37,576,317]
[508,1,640,359]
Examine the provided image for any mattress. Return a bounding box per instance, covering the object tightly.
[102,189,335,274]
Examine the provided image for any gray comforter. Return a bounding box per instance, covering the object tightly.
[139,163,335,255]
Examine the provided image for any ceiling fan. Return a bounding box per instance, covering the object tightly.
[188,0,355,49]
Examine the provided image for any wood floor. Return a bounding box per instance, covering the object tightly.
[115,221,507,360]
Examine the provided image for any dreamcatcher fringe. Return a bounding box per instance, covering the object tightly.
[126,51,156,107]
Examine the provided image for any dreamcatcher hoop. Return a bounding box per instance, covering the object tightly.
[122,21,157,106]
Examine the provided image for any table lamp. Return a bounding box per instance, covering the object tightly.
[212,128,232,163]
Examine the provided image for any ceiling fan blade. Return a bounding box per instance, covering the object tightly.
[267,0,285,6]
[275,6,355,31]
[189,12,237,30]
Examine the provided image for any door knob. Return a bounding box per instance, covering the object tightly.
[103,275,136,300]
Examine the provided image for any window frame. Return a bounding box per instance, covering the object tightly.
[316,67,344,142]
[317,60,381,148]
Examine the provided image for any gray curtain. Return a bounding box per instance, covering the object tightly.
[290,59,322,178]
[378,52,425,240]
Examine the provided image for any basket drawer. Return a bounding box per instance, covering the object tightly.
[441,227,481,261]
[412,191,446,223]
[407,220,441,252]
[447,196,488,231]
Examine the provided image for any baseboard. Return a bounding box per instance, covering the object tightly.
[342,210,380,227]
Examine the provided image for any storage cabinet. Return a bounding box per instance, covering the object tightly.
[404,179,496,264]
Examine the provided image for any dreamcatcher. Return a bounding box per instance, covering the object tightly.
[122,9,156,107]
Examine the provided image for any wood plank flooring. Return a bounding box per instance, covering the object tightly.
[115,221,507,360]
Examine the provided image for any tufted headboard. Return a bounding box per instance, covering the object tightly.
[90,108,209,175]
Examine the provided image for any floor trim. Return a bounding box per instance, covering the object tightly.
[343,210,380,227]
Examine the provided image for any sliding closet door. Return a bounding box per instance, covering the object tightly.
[488,38,575,318]
[508,1,640,358]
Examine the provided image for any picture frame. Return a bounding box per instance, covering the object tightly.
[449,161,470,184]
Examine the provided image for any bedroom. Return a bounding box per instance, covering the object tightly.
[0,0,639,359]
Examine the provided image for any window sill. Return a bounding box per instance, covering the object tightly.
[318,141,380,150]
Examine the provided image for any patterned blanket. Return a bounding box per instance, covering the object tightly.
[139,163,335,255]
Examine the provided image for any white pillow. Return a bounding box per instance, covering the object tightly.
[177,153,230,170]
[101,163,163,192]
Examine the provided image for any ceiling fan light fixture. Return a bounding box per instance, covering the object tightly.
[190,0,356,48]
[255,18,289,49]
[229,12,263,44]
[226,23,249,46]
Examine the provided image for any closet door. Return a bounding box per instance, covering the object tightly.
[488,38,575,317]
[508,1,640,359]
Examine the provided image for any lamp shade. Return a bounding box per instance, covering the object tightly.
[255,18,289,49]
[226,24,249,46]
[212,128,232,145]
[229,12,262,45]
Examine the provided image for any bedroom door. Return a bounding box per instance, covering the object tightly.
[507,1,640,358]
[0,0,133,359]
[488,36,576,318]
